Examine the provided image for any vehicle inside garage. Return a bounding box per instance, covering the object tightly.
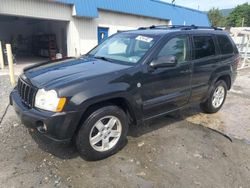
[0,15,68,65]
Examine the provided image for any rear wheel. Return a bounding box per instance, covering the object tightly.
[76,105,128,161]
[200,80,227,114]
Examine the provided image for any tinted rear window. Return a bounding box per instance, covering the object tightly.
[193,36,216,59]
[217,35,234,55]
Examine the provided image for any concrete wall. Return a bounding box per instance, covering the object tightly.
[68,10,169,56]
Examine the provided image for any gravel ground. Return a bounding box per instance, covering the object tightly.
[0,69,250,188]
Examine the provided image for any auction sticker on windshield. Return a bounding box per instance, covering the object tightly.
[136,35,153,43]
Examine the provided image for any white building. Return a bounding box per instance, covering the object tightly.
[0,0,209,63]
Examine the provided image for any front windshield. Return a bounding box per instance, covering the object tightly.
[88,33,158,64]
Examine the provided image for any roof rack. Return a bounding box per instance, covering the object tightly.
[138,25,223,31]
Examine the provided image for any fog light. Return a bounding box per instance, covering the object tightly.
[37,122,48,133]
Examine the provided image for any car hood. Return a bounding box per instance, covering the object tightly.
[24,57,132,88]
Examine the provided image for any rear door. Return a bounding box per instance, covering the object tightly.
[141,35,192,119]
[189,34,221,102]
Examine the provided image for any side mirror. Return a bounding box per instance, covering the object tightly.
[150,55,177,68]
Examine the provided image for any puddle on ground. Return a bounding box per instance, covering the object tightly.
[185,94,250,143]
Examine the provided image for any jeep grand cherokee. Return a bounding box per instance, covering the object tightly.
[10,25,239,160]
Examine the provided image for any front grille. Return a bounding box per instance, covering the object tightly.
[17,77,37,108]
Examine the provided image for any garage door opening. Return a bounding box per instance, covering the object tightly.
[0,15,68,66]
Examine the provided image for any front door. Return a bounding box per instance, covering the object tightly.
[142,35,192,119]
[98,27,109,44]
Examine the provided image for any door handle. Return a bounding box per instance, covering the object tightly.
[180,70,191,74]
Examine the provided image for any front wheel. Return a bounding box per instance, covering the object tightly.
[200,80,227,114]
[76,105,128,161]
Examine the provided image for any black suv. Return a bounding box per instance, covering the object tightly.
[10,25,239,160]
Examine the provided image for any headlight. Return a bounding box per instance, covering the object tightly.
[35,89,66,112]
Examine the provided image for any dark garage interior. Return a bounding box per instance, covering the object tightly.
[0,15,68,65]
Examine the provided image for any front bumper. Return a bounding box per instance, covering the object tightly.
[10,89,82,143]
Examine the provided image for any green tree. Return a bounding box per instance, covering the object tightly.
[227,3,250,27]
[207,8,225,27]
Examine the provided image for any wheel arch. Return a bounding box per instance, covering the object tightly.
[209,64,232,91]
[203,72,231,103]
[215,74,231,90]
[73,96,138,138]
[84,97,138,125]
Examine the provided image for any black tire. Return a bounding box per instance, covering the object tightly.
[76,105,128,161]
[200,80,227,114]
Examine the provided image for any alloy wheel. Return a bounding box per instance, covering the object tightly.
[89,116,122,152]
[212,85,225,108]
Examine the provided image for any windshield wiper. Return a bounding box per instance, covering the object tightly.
[94,56,113,62]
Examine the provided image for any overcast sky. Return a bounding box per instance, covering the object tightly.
[163,0,250,11]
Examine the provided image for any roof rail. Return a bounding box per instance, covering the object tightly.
[138,25,223,31]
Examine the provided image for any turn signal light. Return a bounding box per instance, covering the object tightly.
[56,98,67,112]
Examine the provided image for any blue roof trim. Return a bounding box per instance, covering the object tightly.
[56,0,210,26]
[152,0,205,15]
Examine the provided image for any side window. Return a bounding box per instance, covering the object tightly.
[217,35,234,54]
[193,36,216,59]
[158,36,188,64]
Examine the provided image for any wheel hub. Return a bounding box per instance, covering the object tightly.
[212,85,225,108]
[89,116,122,152]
